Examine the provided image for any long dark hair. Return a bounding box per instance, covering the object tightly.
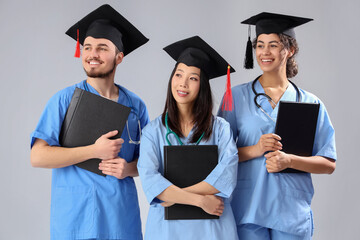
[161,63,213,143]
[253,33,299,78]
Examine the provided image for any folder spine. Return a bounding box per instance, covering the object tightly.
[60,88,83,146]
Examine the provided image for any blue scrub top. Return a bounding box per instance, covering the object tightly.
[31,81,149,240]
[218,80,337,237]
[137,116,239,240]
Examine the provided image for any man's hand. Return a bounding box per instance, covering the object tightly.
[99,157,134,179]
[93,130,124,160]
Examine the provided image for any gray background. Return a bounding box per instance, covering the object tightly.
[0,0,358,239]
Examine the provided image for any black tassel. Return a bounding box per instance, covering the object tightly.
[244,36,253,69]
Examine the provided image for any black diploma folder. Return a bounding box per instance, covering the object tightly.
[60,87,131,176]
[163,145,219,220]
[275,101,320,173]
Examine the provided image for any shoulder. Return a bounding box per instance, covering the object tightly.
[299,88,325,105]
[213,116,231,131]
[143,115,163,132]
[232,81,252,94]
[118,85,146,107]
[46,83,81,107]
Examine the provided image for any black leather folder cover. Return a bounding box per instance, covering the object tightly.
[275,101,320,173]
[60,87,131,176]
[163,145,219,220]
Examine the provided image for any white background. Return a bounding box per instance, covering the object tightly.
[0,0,358,239]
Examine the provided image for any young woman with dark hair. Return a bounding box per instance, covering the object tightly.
[138,36,238,240]
[161,62,213,143]
[218,13,337,240]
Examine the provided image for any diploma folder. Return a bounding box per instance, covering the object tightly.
[60,87,131,176]
[163,145,219,220]
[275,101,320,173]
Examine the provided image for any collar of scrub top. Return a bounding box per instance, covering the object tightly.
[83,80,142,144]
[165,112,204,146]
[251,75,301,123]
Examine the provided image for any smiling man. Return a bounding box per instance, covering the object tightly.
[30,4,149,240]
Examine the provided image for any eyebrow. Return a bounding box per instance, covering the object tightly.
[83,43,109,48]
[257,40,280,44]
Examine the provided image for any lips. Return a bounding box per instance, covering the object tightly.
[177,90,189,97]
[86,58,103,66]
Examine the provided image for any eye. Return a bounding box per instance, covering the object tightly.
[83,47,91,51]
[175,73,182,78]
[256,44,264,49]
[99,47,107,51]
[270,44,278,48]
[190,77,199,81]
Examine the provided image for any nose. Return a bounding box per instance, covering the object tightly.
[89,48,99,58]
[262,45,271,55]
[179,78,189,88]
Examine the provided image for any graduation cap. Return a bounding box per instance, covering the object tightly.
[66,4,149,57]
[241,12,313,69]
[163,36,235,111]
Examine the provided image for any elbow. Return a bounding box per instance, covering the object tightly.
[30,148,45,168]
[326,160,336,174]
[30,152,41,168]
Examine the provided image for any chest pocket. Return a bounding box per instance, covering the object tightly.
[237,115,274,147]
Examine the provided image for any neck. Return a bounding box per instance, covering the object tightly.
[259,72,289,108]
[86,77,118,100]
[177,104,194,123]
[259,71,289,88]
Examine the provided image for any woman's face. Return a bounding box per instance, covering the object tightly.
[255,33,292,74]
[171,63,201,108]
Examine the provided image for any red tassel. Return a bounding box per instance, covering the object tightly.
[74,29,81,58]
[221,65,233,111]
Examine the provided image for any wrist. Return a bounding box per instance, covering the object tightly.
[288,154,294,168]
[194,194,205,208]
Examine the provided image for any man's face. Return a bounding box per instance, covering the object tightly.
[82,36,122,78]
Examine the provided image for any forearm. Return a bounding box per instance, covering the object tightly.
[157,185,203,207]
[238,145,262,162]
[31,139,96,168]
[183,181,219,195]
[289,155,336,174]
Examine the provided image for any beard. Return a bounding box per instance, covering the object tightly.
[84,58,117,78]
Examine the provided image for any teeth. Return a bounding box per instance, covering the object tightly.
[262,59,272,62]
[178,91,188,95]
[90,62,100,65]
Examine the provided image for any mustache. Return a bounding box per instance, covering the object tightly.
[86,58,104,64]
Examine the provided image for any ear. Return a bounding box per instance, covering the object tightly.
[288,46,295,58]
[115,52,124,65]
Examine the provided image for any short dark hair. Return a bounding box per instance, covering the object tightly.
[253,33,299,78]
[161,63,213,143]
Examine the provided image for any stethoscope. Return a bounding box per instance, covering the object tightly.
[252,75,301,123]
[83,80,142,144]
[165,112,204,146]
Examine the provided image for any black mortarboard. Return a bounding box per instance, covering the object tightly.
[66,4,149,57]
[163,36,235,80]
[164,36,235,111]
[241,12,313,69]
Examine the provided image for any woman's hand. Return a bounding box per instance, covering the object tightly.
[265,150,291,172]
[255,133,282,156]
[161,202,175,207]
[198,195,224,216]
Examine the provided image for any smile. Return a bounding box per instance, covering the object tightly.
[177,90,189,97]
[261,59,273,62]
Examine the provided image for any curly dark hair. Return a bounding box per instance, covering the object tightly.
[253,33,299,78]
